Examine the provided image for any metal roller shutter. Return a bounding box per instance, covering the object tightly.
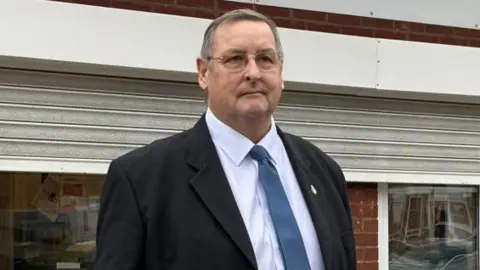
[1,68,479,174]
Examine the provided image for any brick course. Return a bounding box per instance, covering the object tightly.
[51,0,480,47]
[348,183,378,269]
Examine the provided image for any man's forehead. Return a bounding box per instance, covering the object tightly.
[214,21,276,49]
[224,47,276,54]
[218,21,273,37]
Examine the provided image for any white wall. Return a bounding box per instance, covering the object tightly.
[1,0,480,104]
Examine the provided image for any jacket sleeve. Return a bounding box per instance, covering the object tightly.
[337,165,357,270]
[94,159,145,270]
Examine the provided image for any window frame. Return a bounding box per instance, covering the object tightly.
[379,181,480,270]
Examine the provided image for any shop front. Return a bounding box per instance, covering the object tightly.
[0,67,479,269]
[1,1,479,269]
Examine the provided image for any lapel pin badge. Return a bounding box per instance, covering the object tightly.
[310,185,317,195]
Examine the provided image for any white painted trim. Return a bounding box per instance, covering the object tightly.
[1,0,480,103]
[477,190,480,269]
[377,183,389,270]
[0,156,108,174]
[344,170,480,185]
[2,157,479,185]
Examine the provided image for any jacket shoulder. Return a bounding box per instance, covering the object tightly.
[284,133,341,169]
[113,129,191,172]
[283,132,345,184]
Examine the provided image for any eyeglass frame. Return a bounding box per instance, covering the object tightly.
[206,49,284,71]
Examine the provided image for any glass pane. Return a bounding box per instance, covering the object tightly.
[0,172,103,270]
[389,185,478,270]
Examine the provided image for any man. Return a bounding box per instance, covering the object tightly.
[94,8,356,270]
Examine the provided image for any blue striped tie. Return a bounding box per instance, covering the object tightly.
[249,145,311,270]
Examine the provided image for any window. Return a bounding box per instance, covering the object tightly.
[388,185,478,270]
[0,172,103,270]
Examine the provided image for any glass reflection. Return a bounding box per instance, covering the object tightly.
[389,185,478,270]
[0,172,103,270]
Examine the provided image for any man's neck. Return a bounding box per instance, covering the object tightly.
[209,108,272,144]
[232,117,271,144]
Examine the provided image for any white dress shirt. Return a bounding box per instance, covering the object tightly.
[205,108,323,270]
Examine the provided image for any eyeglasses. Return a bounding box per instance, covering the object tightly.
[207,51,283,71]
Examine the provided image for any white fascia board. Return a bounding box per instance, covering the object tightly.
[1,0,479,103]
[345,169,480,185]
[376,39,480,99]
[2,156,479,185]
[0,156,108,175]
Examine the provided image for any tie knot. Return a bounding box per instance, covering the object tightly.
[249,145,270,162]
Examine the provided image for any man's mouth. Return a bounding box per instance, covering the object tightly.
[240,91,265,97]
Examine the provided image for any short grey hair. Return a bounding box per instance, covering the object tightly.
[200,9,283,60]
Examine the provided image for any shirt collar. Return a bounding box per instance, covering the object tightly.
[205,107,279,166]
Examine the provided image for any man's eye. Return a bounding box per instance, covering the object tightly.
[258,55,274,63]
[225,55,244,62]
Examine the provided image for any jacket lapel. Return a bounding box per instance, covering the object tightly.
[277,127,334,270]
[185,114,257,269]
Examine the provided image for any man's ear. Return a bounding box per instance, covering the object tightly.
[196,57,209,91]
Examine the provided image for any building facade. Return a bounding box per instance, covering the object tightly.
[0,1,479,270]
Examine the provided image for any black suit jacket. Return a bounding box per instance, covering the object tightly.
[94,114,356,270]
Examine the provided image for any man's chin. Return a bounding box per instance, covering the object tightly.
[238,108,271,120]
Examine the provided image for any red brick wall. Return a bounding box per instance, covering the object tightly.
[348,183,379,270]
[53,0,480,47]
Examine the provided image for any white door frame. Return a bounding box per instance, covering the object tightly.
[378,183,389,270]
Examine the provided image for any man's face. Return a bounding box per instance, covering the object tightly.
[197,20,284,122]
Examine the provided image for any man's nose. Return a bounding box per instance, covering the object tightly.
[244,56,261,81]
